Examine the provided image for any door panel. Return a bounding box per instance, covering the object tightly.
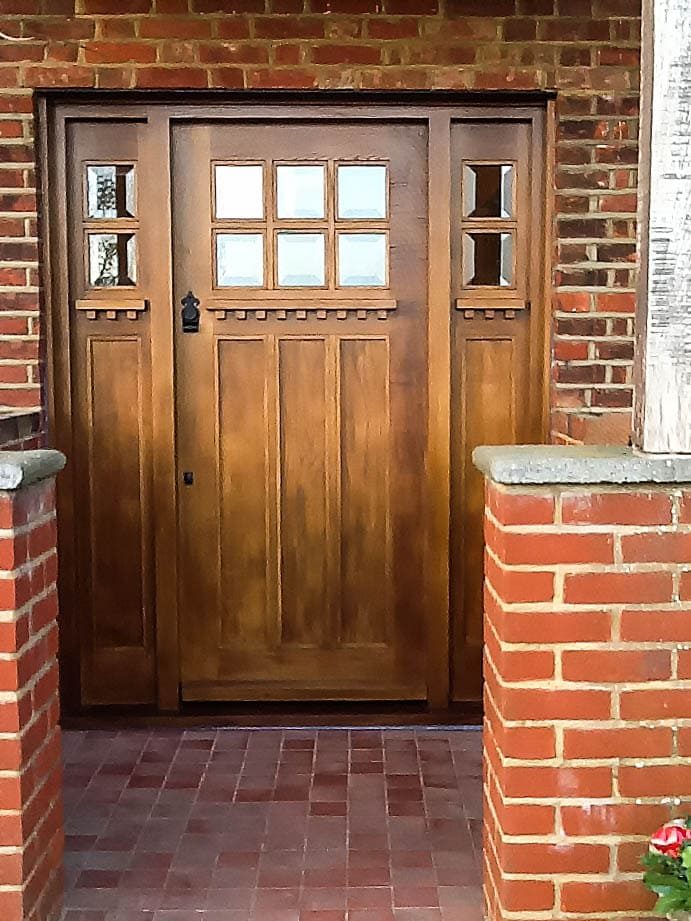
[173,122,429,701]
[217,337,271,649]
[340,337,391,646]
[279,337,329,647]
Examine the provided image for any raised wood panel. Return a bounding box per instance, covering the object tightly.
[451,325,531,702]
[81,334,155,704]
[340,337,391,646]
[88,338,146,649]
[217,337,270,649]
[279,337,329,647]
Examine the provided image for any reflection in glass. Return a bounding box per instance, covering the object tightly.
[463,164,513,219]
[215,165,264,220]
[88,233,137,287]
[338,233,387,286]
[87,165,135,219]
[277,232,325,286]
[216,234,264,287]
[337,164,387,219]
[276,165,325,219]
[464,232,513,287]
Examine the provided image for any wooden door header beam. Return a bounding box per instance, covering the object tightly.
[35,88,556,107]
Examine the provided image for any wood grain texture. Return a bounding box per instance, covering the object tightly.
[637,0,691,453]
[340,337,391,646]
[218,337,270,648]
[280,337,329,647]
[175,120,428,701]
[47,100,549,712]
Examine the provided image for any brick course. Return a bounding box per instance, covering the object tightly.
[0,0,640,442]
[483,479,691,921]
[0,475,63,921]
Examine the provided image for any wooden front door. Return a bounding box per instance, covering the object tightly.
[47,98,547,712]
[172,122,428,701]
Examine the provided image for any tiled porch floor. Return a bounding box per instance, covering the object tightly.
[61,728,483,921]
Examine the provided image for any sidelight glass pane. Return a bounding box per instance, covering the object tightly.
[87,164,135,219]
[216,233,264,287]
[463,164,514,219]
[464,232,514,287]
[338,233,387,287]
[277,232,325,286]
[215,164,264,220]
[337,164,387,219]
[88,233,137,287]
[276,164,325,219]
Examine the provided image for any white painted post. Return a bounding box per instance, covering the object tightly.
[636,0,691,453]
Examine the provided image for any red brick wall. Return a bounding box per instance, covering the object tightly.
[483,479,690,920]
[0,476,63,921]
[0,0,640,442]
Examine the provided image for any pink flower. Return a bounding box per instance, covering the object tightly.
[650,820,691,859]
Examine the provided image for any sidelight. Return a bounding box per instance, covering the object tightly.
[337,164,388,219]
[88,232,137,287]
[463,163,513,219]
[276,164,326,220]
[86,164,135,220]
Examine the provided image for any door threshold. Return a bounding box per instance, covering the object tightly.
[61,700,482,730]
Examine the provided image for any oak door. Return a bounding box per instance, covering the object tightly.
[171,122,429,701]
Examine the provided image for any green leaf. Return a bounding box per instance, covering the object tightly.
[653,891,688,916]
[682,847,691,871]
[644,870,689,895]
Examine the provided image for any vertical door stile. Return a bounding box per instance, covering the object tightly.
[325,334,342,650]
[145,111,179,711]
[266,333,282,650]
[426,112,453,710]
[49,107,80,713]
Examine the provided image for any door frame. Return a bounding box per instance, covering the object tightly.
[38,91,553,714]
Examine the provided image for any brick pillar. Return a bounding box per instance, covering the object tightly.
[475,446,691,921]
[0,451,65,921]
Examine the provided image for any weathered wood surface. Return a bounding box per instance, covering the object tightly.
[637,0,691,453]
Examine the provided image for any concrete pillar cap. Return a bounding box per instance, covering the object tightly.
[0,450,66,490]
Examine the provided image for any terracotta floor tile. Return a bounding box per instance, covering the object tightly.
[347,910,396,921]
[299,887,348,910]
[393,885,440,908]
[61,728,482,921]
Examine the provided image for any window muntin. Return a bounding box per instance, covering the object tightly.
[460,160,518,293]
[211,159,390,291]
